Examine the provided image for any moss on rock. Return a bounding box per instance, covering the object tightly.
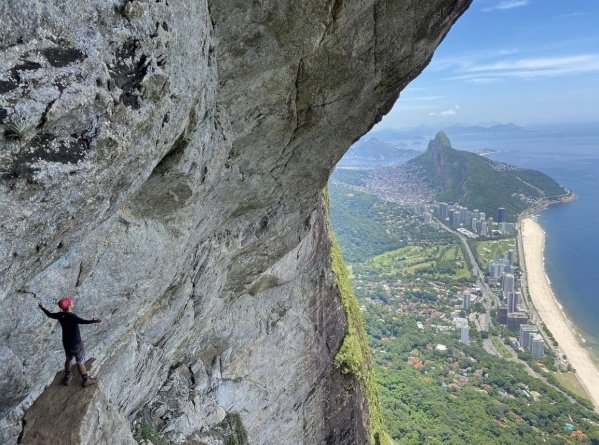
[327,196,392,445]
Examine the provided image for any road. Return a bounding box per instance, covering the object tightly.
[435,218,500,330]
[497,336,583,406]
[438,217,587,409]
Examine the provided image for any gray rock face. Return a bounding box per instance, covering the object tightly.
[0,1,470,443]
[19,363,136,445]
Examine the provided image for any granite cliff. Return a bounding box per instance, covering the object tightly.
[0,1,470,443]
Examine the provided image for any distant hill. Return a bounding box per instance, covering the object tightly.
[407,132,568,222]
[443,123,527,136]
[367,122,527,144]
[328,183,455,263]
[337,138,421,167]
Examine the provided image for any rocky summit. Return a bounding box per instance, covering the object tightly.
[0,1,470,444]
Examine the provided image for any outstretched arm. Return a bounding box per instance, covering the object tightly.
[38,302,60,319]
[73,314,101,324]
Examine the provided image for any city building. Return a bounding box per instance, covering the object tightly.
[499,222,515,235]
[460,326,470,345]
[507,249,514,264]
[530,333,545,359]
[502,273,515,295]
[453,317,470,345]
[463,292,471,310]
[507,291,521,312]
[460,207,471,226]
[488,259,510,278]
[449,209,458,227]
[498,207,506,223]
[507,312,529,331]
[498,304,508,324]
[519,325,538,349]
[480,221,488,236]
[438,202,449,219]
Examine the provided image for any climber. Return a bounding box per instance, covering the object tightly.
[38,297,101,387]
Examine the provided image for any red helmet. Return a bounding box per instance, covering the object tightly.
[58,297,73,311]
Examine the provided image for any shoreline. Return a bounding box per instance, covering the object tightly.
[520,192,577,219]
[520,217,599,408]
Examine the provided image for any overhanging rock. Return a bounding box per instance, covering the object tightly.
[0,1,471,443]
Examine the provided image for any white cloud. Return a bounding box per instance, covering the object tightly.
[467,54,597,72]
[558,12,586,19]
[430,48,521,72]
[437,105,460,116]
[449,54,599,81]
[427,105,460,117]
[483,0,529,12]
[498,48,520,56]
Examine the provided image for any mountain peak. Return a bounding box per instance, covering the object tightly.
[433,131,452,148]
[407,132,567,222]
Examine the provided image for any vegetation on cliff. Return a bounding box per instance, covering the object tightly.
[326,188,392,445]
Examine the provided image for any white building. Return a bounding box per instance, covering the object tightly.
[530,333,545,359]
[460,326,470,345]
[519,324,538,349]
[480,221,488,236]
[502,273,515,295]
[463,293,471,310]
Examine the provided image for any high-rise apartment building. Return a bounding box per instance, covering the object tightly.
[508,291,521,312]
[480,221,488,236]
[507,312,528,331]
[498,207,506,223]
[502,273,515,295]
[460,326,470,345]
[507,249,514,264]
[519,324,538,349]
[530,334,545,359]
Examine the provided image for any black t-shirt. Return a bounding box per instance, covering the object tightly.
[41,308,95,349]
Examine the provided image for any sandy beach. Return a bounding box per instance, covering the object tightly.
[520,217,599,408]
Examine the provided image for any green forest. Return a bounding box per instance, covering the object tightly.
[329,183,599,444]
[366,306,599,445]
[329,184,454,263]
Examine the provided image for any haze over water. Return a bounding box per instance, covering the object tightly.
[450,127,599,353]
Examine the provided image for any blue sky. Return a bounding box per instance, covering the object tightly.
[375,0,599,129]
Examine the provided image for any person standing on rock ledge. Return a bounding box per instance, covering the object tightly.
[38,297,101,387]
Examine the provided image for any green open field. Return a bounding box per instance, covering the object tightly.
[358,243,472,281]
[553,372,592,403]
[491,336,513,359]
[472,237,518,268]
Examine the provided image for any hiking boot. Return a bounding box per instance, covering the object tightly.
[62,372,71,386]
[82,376,97,387]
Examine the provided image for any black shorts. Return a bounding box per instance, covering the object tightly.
[64,342,86,364]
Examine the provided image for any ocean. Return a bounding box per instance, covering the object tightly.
[448,129,599,355]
